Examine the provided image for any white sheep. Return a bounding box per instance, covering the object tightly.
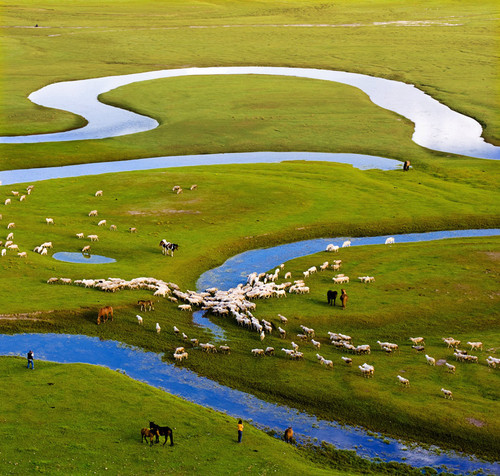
[1,249,6,257]
[341,356,352,366]
[174,347,185,354]
[441,388,453,400]
[342,240,351,248]
[45,218,54,225]
[190,184,197,190]
[326,244,339,252]
[87,234,99,241]
[409,337,425,345]
[4,199,11,205]
[260,331,265,341]
[425,354,436,366]
[265,347,275,356]
[136,315,143,325]
[109,224,117,231]
[156,323,161,334]
[97,219,107,226]
[251,348,265,356]
[320,358,333,369]
[17,251,27,258]
[278,314,288,324]
[397,375,410,386]
[278,327,286,338]
[445,362,456,373]
[6,232,14,240]
[19,195,26,202]
[467,341,483,351]
[385,237,395,245]
[173,326,180,335]
[7,222,15,229]
[129,227,137,233]
[89,210,98,216]
[82,245,91,254]
[178,304,192,311]
[95,190,103,197]
[284,272,292,279]
[76,233,84,239]
[311,339,321,349]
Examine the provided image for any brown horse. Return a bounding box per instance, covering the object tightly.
[138,299,154,311]
[284,427,293,443]
[141,427,159,446]
[340,289,348,310]
[97,306,113,324]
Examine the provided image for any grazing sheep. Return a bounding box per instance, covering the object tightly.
[265,347,275,356]
[326,244,339,252]
[11,191,19,196]
[260,331,265,341]
[19,195,26,202]
[425,354,436,366]
[385,237,395,245]
[76,233,84,239]
[341,356,352,366]
[342,240,351,248]
[320,358,334,369]
[81,245,91,254]
[136,314,143,325]
[88,210,98,216]
[290,341,299,351]
[109,224,117,231]
[17,251,27,258]
[445,362,456,373]
[219,345,231,354]
[173,326,180,335]
[467,341,483,351]
[190,338,199,347]
[281,348,295,358]
[441,388,453,400]
[284,271,292,279]
[251,348,265,356]
[174,347,185,354]
[6,232,14,240]
[95,190,103,197]
[397,375,410,387]
[442,337,461,348]
[97,219,107,226]
[156,323,161,333]
[4,199,11,205]
[47,277,59,284]
[359,363,374,378]
[129,227,137,233]
[409,337,425,345]
[87,234,99,242]
[278,327,286,339]
[178,304,192,312]
[190,184,197,190]
[7,222,15,229]
[278,314,288,325]
[1,249,6,257]
[412,345,425,352]
[182,332,188,341]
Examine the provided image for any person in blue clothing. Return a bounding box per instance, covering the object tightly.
[27,350,34,369]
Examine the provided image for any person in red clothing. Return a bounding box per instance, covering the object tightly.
[237,419,243,443]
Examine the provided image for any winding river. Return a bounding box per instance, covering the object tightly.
[1,67,499,473]
[1,66,499,160]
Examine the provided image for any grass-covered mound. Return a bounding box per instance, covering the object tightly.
[0,357,429,475]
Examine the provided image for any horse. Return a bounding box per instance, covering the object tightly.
[97,306,113,325]
[284,427,293,443]
[327,290,338,306]
[149,421,174,446]
[141,427,159,446]
[138,299,154,311]
[340,289,348,310]
[159,239,179,257]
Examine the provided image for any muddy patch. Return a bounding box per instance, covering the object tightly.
[466,418,486,428]
[0,311,52,321]
[127,209,200,215]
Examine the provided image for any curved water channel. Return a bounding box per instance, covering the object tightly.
[0,333,498,475]
[1,66,499,160]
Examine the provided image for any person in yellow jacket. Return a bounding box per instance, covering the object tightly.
[237,419,243,443]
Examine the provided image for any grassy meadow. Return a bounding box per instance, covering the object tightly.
[1,0,499,472]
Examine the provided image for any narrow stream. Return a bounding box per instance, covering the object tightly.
[0,333,497,475]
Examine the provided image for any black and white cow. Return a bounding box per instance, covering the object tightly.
[159,239,179,257]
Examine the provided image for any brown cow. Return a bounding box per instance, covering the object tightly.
[97,306,113,324]
[284,427,293,443]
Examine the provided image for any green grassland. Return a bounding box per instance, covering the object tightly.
[1,0,499,471]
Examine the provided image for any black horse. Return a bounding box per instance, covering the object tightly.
[149,421,174,446]
[327,290,338,306]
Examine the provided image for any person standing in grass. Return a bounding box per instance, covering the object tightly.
[237,419,243,443]
[27,350,34,370]
[340,289,348,310]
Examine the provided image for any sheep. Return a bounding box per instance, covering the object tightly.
[409,337,425,345]
[219,345,231,354]
[95,190,103,197]
[265,347,275,356]
[397,375,410,387]
[320,358,333,369]
[342,240,351,248]
[442,337,461,348]
[332,276,349,284]
[441,388,453,400]
[47,277,59,284]
[7,222,15,229]
[412,345,425,352]
[260,331,265,341]
[326,244,339,252]
[341,356,352,366]
[136,314,143,325]
[182,332,188,341]
[1,249,6,257]
[26,185,34,193]
[173,352,187,362]
[173,326,180,335]
[319,261,329,271]
[190,184,198,190]
[76,233,84,239]
[290,341,299,351]
[19,195,26,202]
[385,237,395,245]
[156,323,161,333]
[297,334,308,341]
[87,234,99,242]
[11,191,19,196]
[82,245,91,254]
[17,252,27,258]
[5,240,13,247]
[174,347,185,354]
[89,210,98,217]
[6,232,14,240]
[445,362,456,373]
[467,341,483,351]
[425,354,436,366]
[190,338,199,347]
[7,244,19,251]
[359,363,374,378]
[303,271,310,279]
[278,327,286,339]
[358,276,375,283]
[40,241,53,249]
[278,314,288,325]
[172,185,181,192]
[129,227,137,233]
[311,339,321,349]
[178,304,192,312]
[109,224,117,231]
[40,248,48,256]
[251,348,265,357]
[4,199,11,205]
[97,219,107,226]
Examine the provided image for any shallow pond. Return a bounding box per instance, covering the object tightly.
[0,66,498,159]
[52,252,116,264]
[0,333,497,475]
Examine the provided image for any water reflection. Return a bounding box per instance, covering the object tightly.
[52,251,116,264]
[0,67,498,159]
[0,333,497,475]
